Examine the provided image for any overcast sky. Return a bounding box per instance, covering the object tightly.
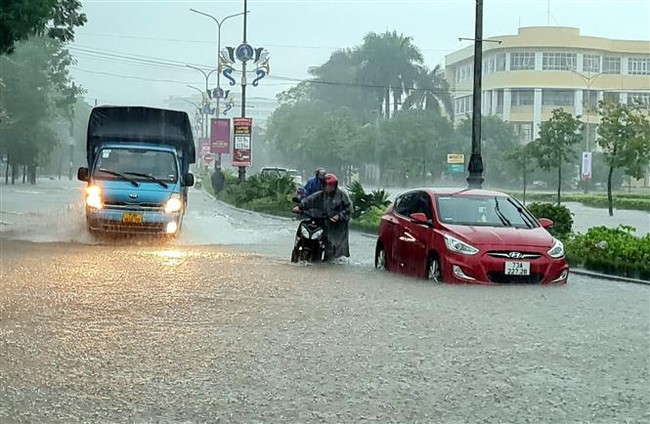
[69,0,650,108]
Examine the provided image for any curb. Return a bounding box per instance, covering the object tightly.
[570,268,649,285]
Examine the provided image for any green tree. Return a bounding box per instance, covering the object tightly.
[529,108,583,205]
[505,143,535,203]
[402,65,453,117]
[457,115,520,187]
[0,37,83,183]
[596,100,650,216]
[358,31,423,120]
[0,0,87,54]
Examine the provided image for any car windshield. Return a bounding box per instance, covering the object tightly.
[288,170,300,176]
[93,148,178,183]
[435,194,538,229]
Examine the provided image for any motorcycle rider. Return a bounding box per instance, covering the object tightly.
[300,167,327,199]
[292,173,352,261]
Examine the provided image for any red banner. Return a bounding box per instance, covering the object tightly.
[210,118,230,154]
[232,117,252,167]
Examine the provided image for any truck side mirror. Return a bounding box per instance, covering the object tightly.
[77,167,89,182]
[183,172,195,187]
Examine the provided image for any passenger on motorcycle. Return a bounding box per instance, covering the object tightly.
[292,173,352,260]
[300,168,327,199]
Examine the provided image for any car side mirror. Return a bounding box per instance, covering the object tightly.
[77,167,89,182]
[539,218,554,229]
[410,212,431,226]
[183,172,195,187]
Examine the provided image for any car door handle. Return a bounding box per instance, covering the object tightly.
[399,232,416,242]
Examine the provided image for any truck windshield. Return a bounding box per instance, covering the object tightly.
[93,148,178,183]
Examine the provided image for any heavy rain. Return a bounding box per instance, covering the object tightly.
[1,0,649,422]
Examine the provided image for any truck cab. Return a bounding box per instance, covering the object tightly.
[77,106,196,237]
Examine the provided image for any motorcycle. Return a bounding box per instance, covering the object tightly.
[291,198,329,263]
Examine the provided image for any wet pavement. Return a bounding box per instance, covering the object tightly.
[1,179,649,423]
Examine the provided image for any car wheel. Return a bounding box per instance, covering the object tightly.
[426,254,442,282]
[375,243,388,271]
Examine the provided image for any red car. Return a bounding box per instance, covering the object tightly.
[374,188,569,284]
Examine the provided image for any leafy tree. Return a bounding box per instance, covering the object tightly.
[596,101,650,216]
[0,0,87,54]
[457,115,520,187]
[505,143,535,203]
[402,65,453,117]
[358,31,423,120]
[0,37,83,183]
[529,108,583,205]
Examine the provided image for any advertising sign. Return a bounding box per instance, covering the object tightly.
[581,151,592,181]
[232,117,253,167]
[210,118,230,154]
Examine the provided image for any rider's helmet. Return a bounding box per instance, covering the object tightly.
[315,168,326,180]
[323,173,338,189]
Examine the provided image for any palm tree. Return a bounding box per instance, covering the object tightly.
[402,65,454,117]
[358,31,423,120]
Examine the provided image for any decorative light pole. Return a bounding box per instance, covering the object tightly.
[219,0,270,183]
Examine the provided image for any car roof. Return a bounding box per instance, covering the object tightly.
[260,167,287,171]
[398,187,511,197]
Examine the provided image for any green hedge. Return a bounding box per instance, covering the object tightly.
[509,192,650,212]
[564,225,650,280]
[526,202,574,238]
[216,173,295,216]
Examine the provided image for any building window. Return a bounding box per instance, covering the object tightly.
[542,52,577,71]
[496,54,506,72]
[603,92,621,103]
[455,62,473,83]
[602,57,621,74]
[514,123,533,142]
[583,54,600,73]
[628,57,650,75]
[542,89,574,106]
[455,96,473,115]
[511,89,534,106]
[629,92,650,108]
[510,52,535,70]
[483,56,496,75]
[582,90,599,110]
[496,90,504,114]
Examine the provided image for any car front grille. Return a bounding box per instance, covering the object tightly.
[487,251,542,260]
[487,272,544,284]
[103,201,164,210]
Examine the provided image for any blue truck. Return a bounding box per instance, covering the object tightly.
[77,106,196,237]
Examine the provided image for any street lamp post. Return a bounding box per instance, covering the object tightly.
[467,0,485,189]
[187,84,208,137]
[190,8,247,168]
[571,69,602,193]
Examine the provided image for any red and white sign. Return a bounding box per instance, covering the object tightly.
[581,151,592,181]
[232,117,252,167]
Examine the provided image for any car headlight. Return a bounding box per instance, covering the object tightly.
[300,226,311,239]
[311,229,324,240]
[444,234,479,255]
[164,195,182,213]
[86,185,103,209]
[547,238,565,259]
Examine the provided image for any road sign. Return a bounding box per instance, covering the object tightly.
[447,153,465,164]
[447,164,465,173]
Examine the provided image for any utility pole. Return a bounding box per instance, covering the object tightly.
[467,0,485,189]
[239,0,248,183]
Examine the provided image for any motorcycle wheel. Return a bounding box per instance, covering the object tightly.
[291,247,300,263]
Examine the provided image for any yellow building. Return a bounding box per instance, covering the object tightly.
[445,26,650,144]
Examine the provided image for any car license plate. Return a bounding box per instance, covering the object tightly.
[505,261,530,275]
[122,212,142,224]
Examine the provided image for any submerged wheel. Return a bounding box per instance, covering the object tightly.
[375,243,388,271]
[425,254,442,282]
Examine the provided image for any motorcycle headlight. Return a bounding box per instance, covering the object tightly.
[164,195,182,213]
[300,226,311,239]
[444,234,479,255]
[86,185,103,209]
[547,238,565,259]
[311,229,324,240]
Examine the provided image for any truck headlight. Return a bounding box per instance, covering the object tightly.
[86,185,103,209]
[164,195,182,213]
[547,238,565,259]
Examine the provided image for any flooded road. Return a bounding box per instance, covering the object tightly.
[1,180,648,423]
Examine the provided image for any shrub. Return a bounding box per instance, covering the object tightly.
[346,181,391,219]
[218,174,296,216]
[564,225,650,280]
[527,202,574,238]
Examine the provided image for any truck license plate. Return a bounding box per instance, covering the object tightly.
[505,261,530,275]
[122,212,142,224]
